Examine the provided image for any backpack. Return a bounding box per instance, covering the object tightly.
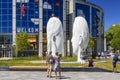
[81,53,86,59]
[49,58,55,64]
[113,54,118,61]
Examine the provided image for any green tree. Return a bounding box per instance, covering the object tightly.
[15,32,30,53]
[111,28,120,50]
[106,24,120,50]
[88,34,95,49]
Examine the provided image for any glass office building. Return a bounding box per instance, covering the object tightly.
[68,0,104,56]
[0,0,12,57]
[0,0,104,57]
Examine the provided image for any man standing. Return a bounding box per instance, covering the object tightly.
[111,50,118,72]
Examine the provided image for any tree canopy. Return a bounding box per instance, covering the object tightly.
[15,32,30,52]
[106,24,120,50]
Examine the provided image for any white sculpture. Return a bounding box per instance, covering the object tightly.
[47,17,64,56]
[71,16,89,62]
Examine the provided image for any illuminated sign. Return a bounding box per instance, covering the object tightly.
[31,18,39,25]
[16,0,39,33]
[35,0,39,2]
[16,0,29,3]
[17,28,39,33]
[43,2,52,9]
[55,1,60,6]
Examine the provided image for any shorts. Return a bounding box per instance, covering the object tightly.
[112,62,117,68]
[80,60,86,64]
[53,64,61,71]
[48,64,53,70]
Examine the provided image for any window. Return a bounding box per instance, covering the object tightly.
[8,3,12,8]
[2,0,8,2]
[2,15,8,20]
[8,9,12,14]
[8,15,12,20]
[2,3,8,8]
[0,1,12,33]
[8,28,12,33]
[2,21,8,27]
[1,9,8,14]
[2,28,8,33]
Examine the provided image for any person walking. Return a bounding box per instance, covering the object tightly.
[46,51,54,78]
[111,50,118,72]
[81,49,86,67]
[53,52,61,79]
[97,51,101,59]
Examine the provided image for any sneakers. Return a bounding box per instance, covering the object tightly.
[47,75,52,78]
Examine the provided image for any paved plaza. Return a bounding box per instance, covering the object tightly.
[0,71,120,80]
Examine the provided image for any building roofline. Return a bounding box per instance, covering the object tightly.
[86,1,104,12]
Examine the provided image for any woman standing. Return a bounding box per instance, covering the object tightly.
[53,52,61,79]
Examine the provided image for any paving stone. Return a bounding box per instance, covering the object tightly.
[0,71,120,80]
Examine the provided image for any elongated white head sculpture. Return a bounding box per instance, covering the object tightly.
[71,16,89,62]
[47,17,64,56]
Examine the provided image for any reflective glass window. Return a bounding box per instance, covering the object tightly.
[2,21,8,27]
[0,0,12,34]
[8,21,12,26]
[8,9,12,14]
[2,0,8,2]
[8,28,12,33]
[1,9,8,14]
[2,28,7,33]
[2,15,7,20]
[2,3,8,8]
[8,15,12,20]
[8,3,12,8]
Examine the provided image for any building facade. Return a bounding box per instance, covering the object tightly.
[67,0,104,56]
[0,0,104,57]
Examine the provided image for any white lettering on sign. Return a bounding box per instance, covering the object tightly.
[16,0,29,3]
[31,18,39,25]
[17,28,39,33]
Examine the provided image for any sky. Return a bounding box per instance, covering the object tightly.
[87,0,120,31]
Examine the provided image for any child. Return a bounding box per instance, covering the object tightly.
[88,57,94,67]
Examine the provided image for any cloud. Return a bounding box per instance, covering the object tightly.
[43,2,52,9]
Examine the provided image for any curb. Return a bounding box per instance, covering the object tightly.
[9,66,47,71]
[0,66,9,71]
[0,66,113,72]
[61,67,112,72]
